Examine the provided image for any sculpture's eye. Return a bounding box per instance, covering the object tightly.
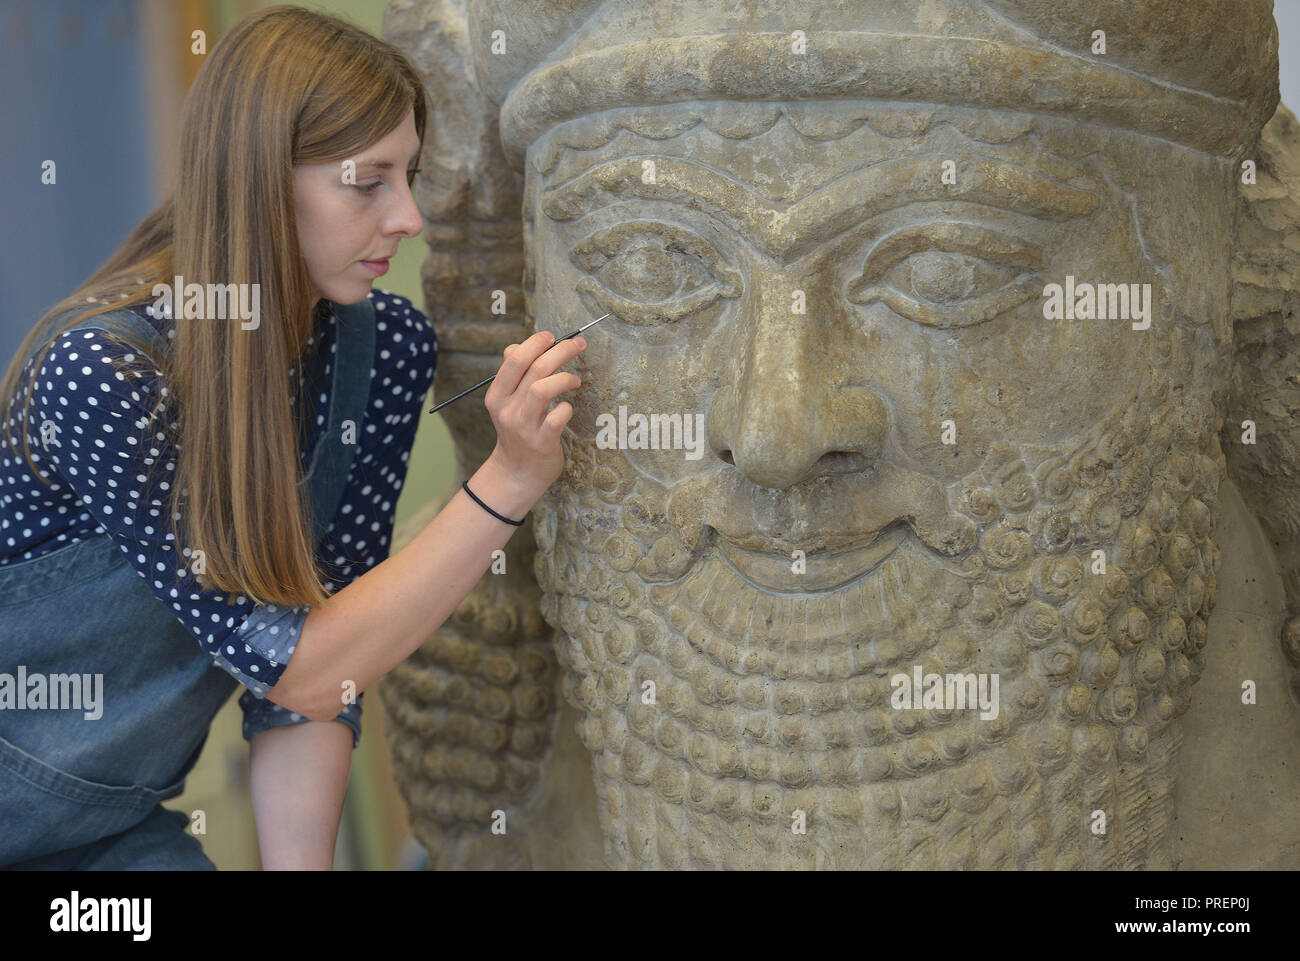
[570,222,741,325]
[847,222,1045,328]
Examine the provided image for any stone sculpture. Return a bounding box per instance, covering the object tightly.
[378,0,1300,868]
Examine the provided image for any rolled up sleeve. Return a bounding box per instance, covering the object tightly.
[216,602,311,698]
[229,603,363,749]
[239,688,363,749]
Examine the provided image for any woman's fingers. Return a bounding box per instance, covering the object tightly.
[481,326,589,492]
[484,330,554,411]
[542,400,574,439]
[484,331,587,415]
[519,369,582,430]
[513,335,586,402]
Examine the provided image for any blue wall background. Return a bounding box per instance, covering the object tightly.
[0,0,154,365]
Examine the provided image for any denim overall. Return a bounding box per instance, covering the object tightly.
[0,297,375,869]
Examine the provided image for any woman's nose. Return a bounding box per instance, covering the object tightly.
[388,180,423,238]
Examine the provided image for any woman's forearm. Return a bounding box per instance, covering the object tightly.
[267,454,539,722]
[249,719,353,870]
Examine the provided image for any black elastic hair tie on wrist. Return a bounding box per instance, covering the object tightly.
[462,479,525,526]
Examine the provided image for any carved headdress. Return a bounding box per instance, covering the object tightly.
[485,0,1278,164]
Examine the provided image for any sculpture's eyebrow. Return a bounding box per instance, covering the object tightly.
[543,156,1099,265]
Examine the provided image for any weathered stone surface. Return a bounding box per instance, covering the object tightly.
[379,0,1298,869]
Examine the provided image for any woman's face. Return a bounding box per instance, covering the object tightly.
[293,110,423,307]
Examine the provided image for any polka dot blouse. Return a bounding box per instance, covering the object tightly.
[0,289,437,749]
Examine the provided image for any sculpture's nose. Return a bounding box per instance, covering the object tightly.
[708,274,889,490]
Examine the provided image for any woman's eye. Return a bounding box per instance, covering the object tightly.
[569,223,740,326]
[847,222,1045,328]
[353,169,418,195]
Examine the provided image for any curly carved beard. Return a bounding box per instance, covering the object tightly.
[533,324,1224,869]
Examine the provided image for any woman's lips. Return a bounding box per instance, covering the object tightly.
[714,524,908,593]
[361,258,390,276]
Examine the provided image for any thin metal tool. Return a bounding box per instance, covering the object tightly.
[428,313,609,414]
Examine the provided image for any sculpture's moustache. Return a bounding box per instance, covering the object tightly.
[662,461,979,570]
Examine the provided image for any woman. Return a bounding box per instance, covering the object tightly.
[0,6,584,869]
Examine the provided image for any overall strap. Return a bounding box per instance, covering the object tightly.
[60,307,170,360]
[299,296,376,547]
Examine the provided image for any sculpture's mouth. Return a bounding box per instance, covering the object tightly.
[712,522,908,593]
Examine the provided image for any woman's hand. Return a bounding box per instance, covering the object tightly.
[482,329,587,500]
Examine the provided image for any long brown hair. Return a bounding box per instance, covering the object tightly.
[0,5,427,607]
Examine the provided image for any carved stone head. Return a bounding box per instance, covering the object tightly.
[384,0,1297,869]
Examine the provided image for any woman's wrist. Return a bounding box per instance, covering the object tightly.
[467,453,542,523]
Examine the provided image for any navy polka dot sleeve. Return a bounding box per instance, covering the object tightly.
[238,290,438,747]
[1,288,437,750]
